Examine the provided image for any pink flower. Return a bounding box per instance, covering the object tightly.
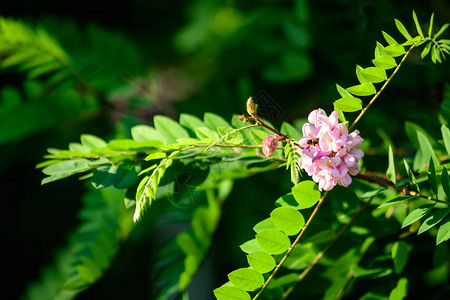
[262,135,283,157]
[298,109,364,191]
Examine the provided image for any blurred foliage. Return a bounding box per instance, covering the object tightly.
[3,0,449,299]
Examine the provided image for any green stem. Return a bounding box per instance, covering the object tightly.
[252,191,328,300]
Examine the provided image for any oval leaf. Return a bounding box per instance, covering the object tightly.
[291,180,321,209]
[270,207,305,236]
[247,251,276,274]
[214,285,250,300]
[256,229,291,255]
[228,268,264,291]
[333,97,362,112]
[360,67,387,83]
[346,83,376,96]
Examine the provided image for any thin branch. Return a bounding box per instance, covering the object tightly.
[349,40,421,132]
[252,191,329,300]
[355,173,449,205]
[281,195,375,299]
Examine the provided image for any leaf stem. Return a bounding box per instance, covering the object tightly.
[280,195,375,299]
[252,191,328,300]
[349,41,421,131]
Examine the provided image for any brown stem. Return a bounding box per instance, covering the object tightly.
[355,173,449,205]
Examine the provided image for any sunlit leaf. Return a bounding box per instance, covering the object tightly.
[270,207,305,236]
[247,251,276,274]
[291,180,321,209]
[228,268,264,291]
[256,229,291,255]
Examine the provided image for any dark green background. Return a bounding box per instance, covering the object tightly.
[3,0,449,299]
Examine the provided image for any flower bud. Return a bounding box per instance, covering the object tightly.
[246,97,257,117]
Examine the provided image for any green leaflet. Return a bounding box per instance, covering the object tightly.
[131,125,165,142]
[213,285,250,300]
[442,166,450,199]
[395,19,412,40]
[418,208,450,235]
[80,134,108,150]
[360,67,387,83]
[386,145,396,184]
[346,83,376,96]
[250,130,269,144]
[333,96,362,112]
[441,124,450,157]
[256,229,291,255]
[391,241,408,274]
[436,215,450,245]
[42,158,108,184]
[228,268,264,291]
[154,115,190,144]
[134,158,173,222]
[195,126,220,139]
[291,180,321,209]
[383,44,406,57]
[372,55,397,70]
[253,218,277,233]
[389,278,408,300]
[402,204,435,228]
[240,239,264,254]
[247,251,276,273]
[414,130,438,171]
[270,207,305,236]
[427,158,438,197]
[382,31,398,45]
[412,10,424,37]
[280,122,301,140]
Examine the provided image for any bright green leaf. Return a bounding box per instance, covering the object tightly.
[256,229,291,255]
[389,278,408,300]
[360,67,387,83]
[80,134,107,150]
[253,218,276,234]
[382,31,398,45]
[228,268,264,292]
[395,19,412,40]
[291,180,321,209]
[436,215,450,245]
[336,83,353,98]
[280,122,301,140]
[412,10,424,37]
[346,83,376,96]
[240,239,264,254]
[418,208,450,235]
[372,55,397,70]
[383,44,405,57]
[247,251,276,274]
[195,127,219,139]
[154,115,189,144]
[270,207,305,236]
[434,23,449,39]
[213,285,250,300]
[421,42,432,59]
[131,125,164,142]
[402,204,435,228]
[428,13,434,37]
[333,97,362,112]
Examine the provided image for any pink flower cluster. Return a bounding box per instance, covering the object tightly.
[298,109,364,191]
